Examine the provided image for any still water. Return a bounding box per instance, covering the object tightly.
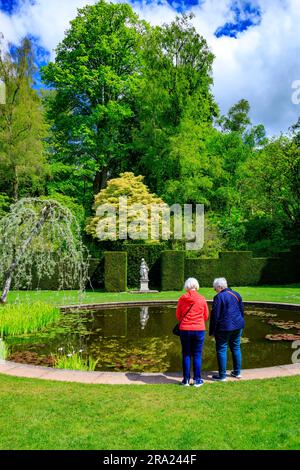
[7,305,300,372]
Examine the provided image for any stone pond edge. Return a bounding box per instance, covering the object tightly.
[0,300,299,385]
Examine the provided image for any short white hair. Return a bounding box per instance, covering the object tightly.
[213,277,228,289]
[184,277,199,290]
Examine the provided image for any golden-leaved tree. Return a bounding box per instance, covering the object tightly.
[86,172,169,242]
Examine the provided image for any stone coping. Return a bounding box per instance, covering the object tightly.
[0,360,299,384]
[1,300,299,385]
[60,300,300,311]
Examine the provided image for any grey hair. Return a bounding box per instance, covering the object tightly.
[184,277,199,290]
[213,277,228,289]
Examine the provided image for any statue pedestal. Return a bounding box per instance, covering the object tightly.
[130,280,159,294]
[130,289,159,293]
[140,281,149,291]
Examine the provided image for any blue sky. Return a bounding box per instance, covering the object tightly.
[0,0,261,36]
[1,0,300,136]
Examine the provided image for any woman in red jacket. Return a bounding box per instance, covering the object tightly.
[176,277,209,387]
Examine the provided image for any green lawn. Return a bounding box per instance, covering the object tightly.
[2,285,300,450]
[7,284,300,306]
[0,374,299,450]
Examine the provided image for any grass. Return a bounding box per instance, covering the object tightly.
[6,284,300,306]
[0,373,299,450]
[1,285,299,450]
[0,301,60,337]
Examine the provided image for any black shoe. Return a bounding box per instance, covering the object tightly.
[230,370,242,379]
[180,379,190,386]
[212,374,227,382]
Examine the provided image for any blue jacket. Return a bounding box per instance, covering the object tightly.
[209,288,245,336]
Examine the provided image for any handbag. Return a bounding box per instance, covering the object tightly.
[173,304,194,336]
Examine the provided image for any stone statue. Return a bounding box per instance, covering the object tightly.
[129,257,158,294]
[140,258,149,282]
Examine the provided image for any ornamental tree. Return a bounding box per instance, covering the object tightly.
[0,198,88,303]
[86,172,168,242]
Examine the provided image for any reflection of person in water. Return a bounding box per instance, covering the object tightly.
[140,258,149,281]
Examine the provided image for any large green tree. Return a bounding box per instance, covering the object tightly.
[0,37,48,202]
[213,128,300,255]
[132,13,218,197]
[219,99,251,134]
[42,0,147,209]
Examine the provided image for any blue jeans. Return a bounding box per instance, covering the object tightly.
[215,329,243,379]
[180,330,206,381]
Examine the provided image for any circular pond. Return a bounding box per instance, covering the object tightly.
[6,304,300,372]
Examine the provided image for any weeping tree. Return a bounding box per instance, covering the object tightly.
[0,198,89,303]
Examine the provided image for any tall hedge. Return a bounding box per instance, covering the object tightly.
[121,243,167,288]
[185,257,220,288]
[104,251,127,292]
[185,251,264,287]
[161,251,185,291]
[185,249,300,287]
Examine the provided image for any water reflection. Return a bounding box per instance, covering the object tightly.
[140,306,149,329]
[6,305,300,372]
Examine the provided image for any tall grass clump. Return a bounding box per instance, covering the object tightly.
[53,348,98,371]
[0,302,60,337]
[0,338,9,360]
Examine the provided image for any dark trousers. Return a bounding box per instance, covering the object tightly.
[180,330,206,381]
[215,329,243,378]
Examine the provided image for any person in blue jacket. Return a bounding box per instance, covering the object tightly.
[209,277,245,381]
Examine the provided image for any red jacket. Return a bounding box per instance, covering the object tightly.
[176,290,209,331]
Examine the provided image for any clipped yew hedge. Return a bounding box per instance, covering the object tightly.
[161,251,185,291]
[104,251,127,292]
[184,247,300,287]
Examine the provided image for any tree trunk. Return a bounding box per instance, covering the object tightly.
[0,204,52,304]
[13,167,19,202]
[93,167,109,194]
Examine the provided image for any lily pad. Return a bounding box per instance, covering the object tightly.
[240,337,250,344]
[265,333,300,341]
[246,310,277,318]
[9,351,55,367]
[268,320,300,330]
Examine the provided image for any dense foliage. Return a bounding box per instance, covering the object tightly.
[0,0,299,258]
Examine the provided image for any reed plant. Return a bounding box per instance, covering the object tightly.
[0,302,60,337]
[53,348,98,371]
[0,338,8,360]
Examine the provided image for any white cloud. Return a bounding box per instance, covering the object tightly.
[208,0,300,135]
[1,0,300,135]
[0,0,98,56]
